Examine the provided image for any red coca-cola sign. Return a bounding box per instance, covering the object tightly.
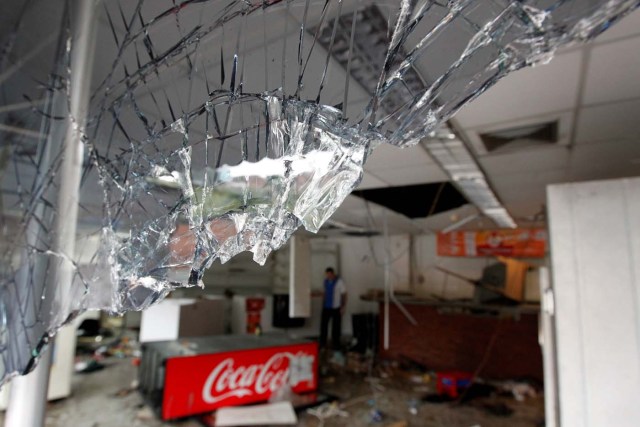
[162,342,318,420]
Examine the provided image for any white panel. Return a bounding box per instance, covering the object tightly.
[290,235,312,317]
[584,36,640,105]
[547,178,640,427]
[455,51,582,128]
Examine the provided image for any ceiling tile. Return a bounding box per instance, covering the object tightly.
[575,99,640,144]
[454,51,582,128]
[492,169,569,198]
[490,169,569,220]
[568,139,640,181]
[583,36,640,105]
[480,146,571,176]
[593,9,640,43]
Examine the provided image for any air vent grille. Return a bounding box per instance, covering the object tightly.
[480,121,558,153]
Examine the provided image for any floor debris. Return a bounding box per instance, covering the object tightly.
[0,358,544,427]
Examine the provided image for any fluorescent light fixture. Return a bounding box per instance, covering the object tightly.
[421,128,517,229]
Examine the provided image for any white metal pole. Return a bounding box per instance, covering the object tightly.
[383,211,389,350]
[540,266,559,427]
[5,1,99,426]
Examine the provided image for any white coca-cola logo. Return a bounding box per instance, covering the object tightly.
[201,351,314,404]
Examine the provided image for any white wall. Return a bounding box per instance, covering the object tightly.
[146,230,543,337]
[412,234,489,299]
[334,235,409,310]
[306,234,409,335]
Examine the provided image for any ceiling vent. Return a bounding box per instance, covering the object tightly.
[479,121,558,153]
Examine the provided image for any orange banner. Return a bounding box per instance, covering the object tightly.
[437,228,547,258]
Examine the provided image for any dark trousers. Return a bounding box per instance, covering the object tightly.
[320,308,341,350]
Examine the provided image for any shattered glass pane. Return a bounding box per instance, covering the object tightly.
[0,0,637,383]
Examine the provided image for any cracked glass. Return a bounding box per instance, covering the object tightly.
[0,0,637,383]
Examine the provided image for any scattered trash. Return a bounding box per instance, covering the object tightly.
[409,374,424,384]
[114,387,132,398]
[135,406,155,421]
[364,376,386,392]
[339,394,371,409]
[436,371,473,398]
[306,402,348,426]
[370,409,384,422]
[346,352,371,374]
[114,379,139,397]
[74,359,105,374]
[408,398,419,415]
[498,380,538,402]
[330,351,346,367]
[322,376,336,384]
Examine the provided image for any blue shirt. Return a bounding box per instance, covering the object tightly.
[323,277,345,309]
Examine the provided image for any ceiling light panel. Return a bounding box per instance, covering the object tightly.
[422,132,517,228]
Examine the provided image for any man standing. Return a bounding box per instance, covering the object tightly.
[320,267,347,350]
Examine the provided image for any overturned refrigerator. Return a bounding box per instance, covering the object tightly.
[139,334,318,420]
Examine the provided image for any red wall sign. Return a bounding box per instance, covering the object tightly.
[161,342,318,420]
[437,228,547,258]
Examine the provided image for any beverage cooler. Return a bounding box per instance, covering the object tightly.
[138,334,318,420]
